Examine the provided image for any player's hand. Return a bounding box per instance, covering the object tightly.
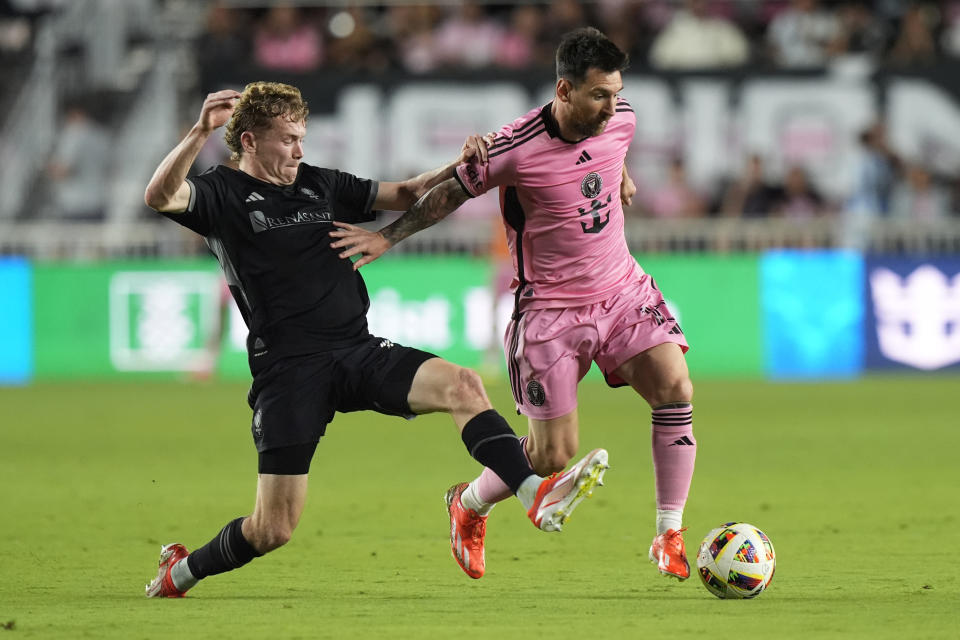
[197,89,242,133]
[458,131,496,165]
[329,221,392,270]
[620,165,636,207]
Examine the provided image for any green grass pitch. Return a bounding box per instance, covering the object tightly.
[2,376,958,639]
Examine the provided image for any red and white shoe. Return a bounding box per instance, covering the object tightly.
[649,528,690,580]
[527,448,608,532]
[145,543,190,598]
[444,483,487,579]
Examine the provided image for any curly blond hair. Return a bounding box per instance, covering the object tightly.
[224,81,309,162]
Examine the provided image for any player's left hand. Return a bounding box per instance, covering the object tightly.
[458,132,496,165]
[329,221,391,270]
[621,166,637,207]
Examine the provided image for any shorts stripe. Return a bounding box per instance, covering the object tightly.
[506,313,525,406]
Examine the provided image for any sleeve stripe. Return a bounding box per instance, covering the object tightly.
[488,115,543,151]
[488,125,546,159]
[364,179,379,213]
[185,178,197,212]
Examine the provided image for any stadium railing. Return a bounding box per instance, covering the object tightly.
[2,218,959,260]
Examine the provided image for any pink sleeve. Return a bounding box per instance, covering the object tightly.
[454,128,515,198]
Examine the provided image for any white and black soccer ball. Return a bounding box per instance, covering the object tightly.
[696,522,776,599]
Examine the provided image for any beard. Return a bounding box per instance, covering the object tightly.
[569,111,610,139]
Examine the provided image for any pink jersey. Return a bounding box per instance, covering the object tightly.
[455,99,643,311]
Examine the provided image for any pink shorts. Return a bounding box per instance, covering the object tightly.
[504,275,689,420]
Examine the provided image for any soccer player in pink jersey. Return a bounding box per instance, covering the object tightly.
[331,28,695,582]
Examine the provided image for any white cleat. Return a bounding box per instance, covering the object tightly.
[527,448,609,532]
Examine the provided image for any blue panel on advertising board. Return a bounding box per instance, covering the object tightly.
[0,257,32,384]
[761,250,864,379]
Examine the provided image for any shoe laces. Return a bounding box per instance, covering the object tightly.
[470,517,486,544]
[664,527,687,551]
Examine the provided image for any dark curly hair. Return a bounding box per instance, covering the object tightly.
[224,81,309,162]
[555,27,629,87]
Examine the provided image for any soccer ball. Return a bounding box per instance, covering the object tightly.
[696,522,776,599]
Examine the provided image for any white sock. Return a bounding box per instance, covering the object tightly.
[515,475,541,511]
[656,509,683,535]
[170,557,199,592]
[460,481,495,516]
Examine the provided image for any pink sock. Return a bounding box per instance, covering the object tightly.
[651,404,696,510]
[475,436,531,504]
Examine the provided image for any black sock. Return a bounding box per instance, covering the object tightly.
[186,517,263,580]
[461,409,535,493]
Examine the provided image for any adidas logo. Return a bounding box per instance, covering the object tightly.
[379,339,394,349]
[575,150,592,165]
[669,436,695,446]
[245,192,265,203]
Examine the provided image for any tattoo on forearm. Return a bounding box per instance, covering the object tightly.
[382,179,469,245]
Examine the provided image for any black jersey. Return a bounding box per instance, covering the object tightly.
[161,163,379,374]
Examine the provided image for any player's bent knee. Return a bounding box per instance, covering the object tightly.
[652,377,693,407]
[447,367,489,413]
[257,526,293,553]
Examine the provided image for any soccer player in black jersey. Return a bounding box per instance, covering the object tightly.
[142,82,608,596]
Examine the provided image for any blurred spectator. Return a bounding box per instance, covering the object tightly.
[942,0,960,58]
[253,4,323,73]
[495,5,546,69]
[846,122,901,218]
[326,6,391,73]
[0,0,31,57]
[773,165,828,219]
[386,4,442,73]
[832,1,888,60]
[889,163,951,221]
[432,1,504,69]
[766,0,841,68]
[649,0,750,69]
[540,0,595,53]
[595,0,643,64]
[642,157,707,219]
[720,154,780,217]
[44,103,111,222]
[886,2,939,67]
[197,2,250,92]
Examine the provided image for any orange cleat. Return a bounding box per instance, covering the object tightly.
[649,528,690,580]
[527,448,608,532]
[444,483,487,579]
[145,543,191,598]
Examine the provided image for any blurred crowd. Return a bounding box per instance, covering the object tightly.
[192,0,960,224]
[3,0,960,226]
[634,130,960,224]
[188,0,960,75]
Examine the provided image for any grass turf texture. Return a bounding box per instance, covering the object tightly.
[1,376,957,639]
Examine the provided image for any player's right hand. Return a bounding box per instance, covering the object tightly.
[458,131,497,165]
[197,89,242,133]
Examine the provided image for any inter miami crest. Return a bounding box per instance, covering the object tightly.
[580,172,602,198]
[526,380,545,406]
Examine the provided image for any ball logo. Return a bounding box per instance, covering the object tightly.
[580,172,602,198]
[526,380,545,406]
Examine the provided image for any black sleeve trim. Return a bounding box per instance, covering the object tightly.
[452,172,477,199]
[364,179,379,214]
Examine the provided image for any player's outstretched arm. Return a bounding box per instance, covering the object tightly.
[144,89,241,213]
[330,177,470,270]
[373,133,490,212]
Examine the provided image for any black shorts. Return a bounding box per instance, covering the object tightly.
[247,335,437,462]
